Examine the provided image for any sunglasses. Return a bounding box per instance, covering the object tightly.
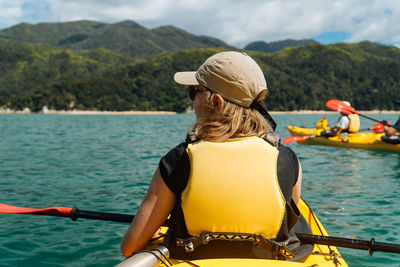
[188,86,210,101]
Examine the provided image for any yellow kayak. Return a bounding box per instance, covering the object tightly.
[287,118,400,153]
[117,198,348,267]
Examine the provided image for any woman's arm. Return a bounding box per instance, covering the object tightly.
[291,160,302,205]
[384,125,398,136]
[121,167,176,257]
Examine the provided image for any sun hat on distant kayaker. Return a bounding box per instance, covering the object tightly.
[174,51,267,108]
[342,101,351,107]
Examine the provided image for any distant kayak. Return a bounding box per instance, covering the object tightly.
[287,119,400,153]
[116,198,348,267]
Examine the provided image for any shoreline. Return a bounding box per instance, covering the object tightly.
[0,109,399,115]
[270,110,400,114]
[0,109,178,115]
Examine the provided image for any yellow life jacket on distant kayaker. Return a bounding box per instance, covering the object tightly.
[348,114,360,132]
[182,136,286,239]
[315,117,329,130]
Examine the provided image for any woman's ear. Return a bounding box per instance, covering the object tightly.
[213,94,224,107]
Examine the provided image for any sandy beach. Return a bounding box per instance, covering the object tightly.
[0,109,177,115]
[45,110,178,115]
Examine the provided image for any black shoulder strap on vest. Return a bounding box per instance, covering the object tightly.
[250,101,277,131]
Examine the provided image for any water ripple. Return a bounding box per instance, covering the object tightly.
[1,113,400,266]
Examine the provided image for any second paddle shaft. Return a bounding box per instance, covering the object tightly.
[297,233,400,254]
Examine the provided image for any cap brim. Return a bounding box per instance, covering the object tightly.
[174,71,199,85]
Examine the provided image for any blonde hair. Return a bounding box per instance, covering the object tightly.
[192,89,270,142]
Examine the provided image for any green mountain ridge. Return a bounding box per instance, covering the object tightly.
[244,39,318,53]
[0,37,136,98]
[257,42,400,110]
[4,43,400,112]
[0,20,399,112]
[0,20,233,58]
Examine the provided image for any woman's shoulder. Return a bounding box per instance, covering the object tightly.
[161,141,189,162]
[278,143,298,161]
[159,141,190,196]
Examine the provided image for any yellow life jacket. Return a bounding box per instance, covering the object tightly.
[348,114,360,132]
[315,117,329,130]
[182,136,286,239]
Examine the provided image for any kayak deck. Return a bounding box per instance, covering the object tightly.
[119,198,348,266]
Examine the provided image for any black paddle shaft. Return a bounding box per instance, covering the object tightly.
[359,113,381,123]
[297,233,400,254]
[65,207,400,254]
[70,208,171,225]
[71,208,134,223]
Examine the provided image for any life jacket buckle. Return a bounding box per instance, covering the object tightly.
[176,233,211,252]
[185,241,194,252]
[279,246,296,260]
[176,239,195,252]
[258,235,295,260]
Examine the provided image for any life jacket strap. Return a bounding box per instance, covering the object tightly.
[176,232,295,260]
[250,101,277,131]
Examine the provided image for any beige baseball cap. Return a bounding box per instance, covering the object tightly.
[174,51,268,108]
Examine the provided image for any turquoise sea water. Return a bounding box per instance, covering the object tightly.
[1,113,400,266]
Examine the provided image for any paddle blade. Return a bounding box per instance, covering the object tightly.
[283,135,311,144]
[370,122,384,133]
[0,203,73,217]
[326,99,359,115]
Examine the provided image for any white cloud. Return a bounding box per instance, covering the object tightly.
[0,0,399,47]
[344,2,400,44]
[0,1,24,27]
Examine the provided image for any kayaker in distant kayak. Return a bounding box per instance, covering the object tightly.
[382,117,400,144]
[121,51,302,260]
[320,101,360,137]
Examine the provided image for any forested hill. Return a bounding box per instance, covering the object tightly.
[244,39,318,53]
[3,41,400,112]
[0,20,399,112]
[0,20,233,58]
[0,38,137,97]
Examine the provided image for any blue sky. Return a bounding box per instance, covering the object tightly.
[313,32,353,45]
[1,0,399,48]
